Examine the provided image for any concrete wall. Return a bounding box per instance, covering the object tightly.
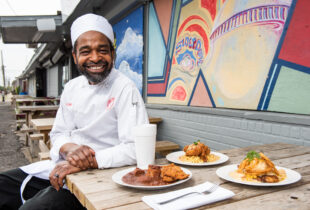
[147,104,310,151]
[28,76,36,97]
[46,65,59,97]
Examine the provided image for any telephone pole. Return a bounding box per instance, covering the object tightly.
[0,50,5,88]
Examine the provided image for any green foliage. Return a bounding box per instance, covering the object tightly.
[246,150,261,161]
[15,86,20,94]
[193,139,200,145]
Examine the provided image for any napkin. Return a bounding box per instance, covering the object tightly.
[142,182,235,210]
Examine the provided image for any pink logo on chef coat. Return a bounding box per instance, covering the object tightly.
[106,98,115,110]
[66,103,72,106]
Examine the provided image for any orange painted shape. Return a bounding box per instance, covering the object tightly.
[153,0,173,45]
[201,0,217,21]
[177,15,209,37]
[190,76,212,107]
[171,85,187,101]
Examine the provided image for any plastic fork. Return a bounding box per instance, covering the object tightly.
[158,184,218,205]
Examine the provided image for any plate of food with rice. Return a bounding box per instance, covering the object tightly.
[216,150,301,186]
[166,140,229,166]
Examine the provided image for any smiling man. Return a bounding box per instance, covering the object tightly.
[0,13,149,210]
[74,31,114,84]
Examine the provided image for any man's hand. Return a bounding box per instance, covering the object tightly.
[60,143,98,169]
[49,161,81,191]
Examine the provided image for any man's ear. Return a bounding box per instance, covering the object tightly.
[72,51,77,64]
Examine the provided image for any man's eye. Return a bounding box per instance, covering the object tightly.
[99,49,108,54]
[80,51,89,55]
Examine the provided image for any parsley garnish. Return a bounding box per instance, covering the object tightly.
[246,150,260,161]
[193,140,200,145]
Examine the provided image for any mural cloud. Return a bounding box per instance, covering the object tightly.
[117,60,142,92]
[116,27,143,66]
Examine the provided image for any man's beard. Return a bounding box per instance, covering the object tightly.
[77,61,113,84]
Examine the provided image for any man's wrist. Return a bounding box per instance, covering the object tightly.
[59,143,78,159]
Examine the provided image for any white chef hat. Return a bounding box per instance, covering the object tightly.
[70,13,114,47]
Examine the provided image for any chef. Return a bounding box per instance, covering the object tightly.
[0,13,149,210]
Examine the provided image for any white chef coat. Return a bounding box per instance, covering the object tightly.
[20,68,149,180]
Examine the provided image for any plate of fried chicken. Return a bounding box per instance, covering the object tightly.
[112,163,192,190]
[166,140,229,166]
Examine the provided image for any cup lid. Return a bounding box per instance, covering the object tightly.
[132,124,157,136]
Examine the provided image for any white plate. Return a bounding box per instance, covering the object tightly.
[166,151,229,166]
[112,166,192,190]
[216,164,301,186]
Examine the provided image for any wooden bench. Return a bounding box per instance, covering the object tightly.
[39,140,50,153]
[155,140,180,156]
[20,124,36,134]
[27,134,43,158]
[36,140,51,161]
[39,152,50,160]
[149,117,163,124]
[30,133,44,141]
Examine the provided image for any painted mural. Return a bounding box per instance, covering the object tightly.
[113,6,143,94]
[147,0,310,114]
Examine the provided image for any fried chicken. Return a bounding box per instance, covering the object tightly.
[183,141,210,162]
[122,164,189,186]
[160,163,189,182]
[146,165,162,180]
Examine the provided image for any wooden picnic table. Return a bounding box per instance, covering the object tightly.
[66,143,310,210]
[16,98,60,106]
[30,118,55,143]
[18,105,59,126]
[11,94,31,106]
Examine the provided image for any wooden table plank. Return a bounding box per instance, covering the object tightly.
[66,143,310,210]
[30,118,55,144]
[18,105,59,112]
[30,118,55,130]
[207,182,310,210]
[88,154,310,210]
[16,98,60,106]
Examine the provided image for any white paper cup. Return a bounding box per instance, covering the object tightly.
[133,124,157,170]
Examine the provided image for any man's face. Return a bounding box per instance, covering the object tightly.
[72,31,115,84]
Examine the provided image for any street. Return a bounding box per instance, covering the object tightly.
[0,95,29,172]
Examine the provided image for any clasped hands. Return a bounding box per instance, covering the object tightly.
[49,143,98,191]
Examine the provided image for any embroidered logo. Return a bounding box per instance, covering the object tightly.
[66,103,72,106]
[106,98,115,110]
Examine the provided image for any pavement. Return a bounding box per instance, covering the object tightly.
[0,95,30,173]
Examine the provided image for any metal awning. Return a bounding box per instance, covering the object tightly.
[0,15,63,44]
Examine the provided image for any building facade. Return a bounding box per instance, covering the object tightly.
[3,0,309,150]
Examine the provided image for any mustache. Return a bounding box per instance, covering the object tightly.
[83,60,108,67]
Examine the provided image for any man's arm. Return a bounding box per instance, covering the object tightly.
[49,161,82,191]
[60,143,98,169]
[49,89,77,162]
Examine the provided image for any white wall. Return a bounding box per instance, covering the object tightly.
[47,65,59,97]
[28,75,36,97]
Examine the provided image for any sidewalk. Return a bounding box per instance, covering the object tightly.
[0,98,30,172]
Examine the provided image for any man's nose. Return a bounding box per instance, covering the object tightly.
[89,51,101,62]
